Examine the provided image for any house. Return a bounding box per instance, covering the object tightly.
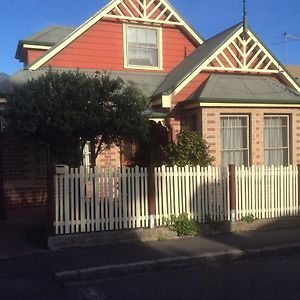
[1,0,300,209]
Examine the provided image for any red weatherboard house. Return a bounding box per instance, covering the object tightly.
[1,0,300,210]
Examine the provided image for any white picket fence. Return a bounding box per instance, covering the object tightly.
[53,165,300,235]
[155,165,230,226]
[54,166,148,235]
[235,165,299,220]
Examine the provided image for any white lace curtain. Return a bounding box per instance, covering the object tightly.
[264,116,289,166]
[221,116,249,167]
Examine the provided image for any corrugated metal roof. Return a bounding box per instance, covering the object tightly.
[2,68,167,97]
[16,26,75,60]
[153,22,243,97]
[23,26,75,45]
[187,74,300,104]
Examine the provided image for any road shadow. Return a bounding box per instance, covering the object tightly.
[0,207,48,258]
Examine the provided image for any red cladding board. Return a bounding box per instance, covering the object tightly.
[43,20,197,72]
[174,72,211,104]
[27,49,47,65]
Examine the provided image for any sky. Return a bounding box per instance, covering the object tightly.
[0,0,299,75]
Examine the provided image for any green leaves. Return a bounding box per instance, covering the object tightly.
[161,128,214,167]
[2,70,150,166]
[163,213,198,237]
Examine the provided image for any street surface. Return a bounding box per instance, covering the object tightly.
[1,253,300,299]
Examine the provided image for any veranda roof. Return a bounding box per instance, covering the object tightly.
[186,74,300,104]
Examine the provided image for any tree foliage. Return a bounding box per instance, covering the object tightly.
[161,128,214,167]
[2,70,150,166]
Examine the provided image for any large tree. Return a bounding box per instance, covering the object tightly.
[2,70,150,166]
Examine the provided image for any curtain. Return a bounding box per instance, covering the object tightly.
[264,116,288,166]
[221,116,248,167]
[127,27,158,67]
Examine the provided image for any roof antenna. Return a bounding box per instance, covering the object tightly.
[243,0,248,40]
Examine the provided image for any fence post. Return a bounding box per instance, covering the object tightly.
[229,164,236,222]
[47,164,55,236]
[148,166,156,228]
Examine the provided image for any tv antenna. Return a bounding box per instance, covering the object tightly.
[284,32,300,64]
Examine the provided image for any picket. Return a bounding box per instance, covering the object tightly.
[53,165,300,235]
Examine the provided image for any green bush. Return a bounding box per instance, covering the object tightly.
[241,214,256,223]
[163,213,198,237]
[160,128,214,167]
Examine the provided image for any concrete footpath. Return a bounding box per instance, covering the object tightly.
[52,227,300,284]
[2,210,300,285]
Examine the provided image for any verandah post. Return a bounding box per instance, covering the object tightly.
[148,166,156,228]
[229,164,236,222]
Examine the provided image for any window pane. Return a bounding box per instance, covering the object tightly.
[264,116,289,166]
[127,26,159,67]
[127,27,137,44]
[221,116,249,167]
[137,28,147,45]
[147,29,157,46]
[128,47,158,66]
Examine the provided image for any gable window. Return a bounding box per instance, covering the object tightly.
[221,115,249,167]
[125,25,161,69]
[264,115,289,166]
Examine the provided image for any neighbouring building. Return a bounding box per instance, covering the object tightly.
[1,0,300,208]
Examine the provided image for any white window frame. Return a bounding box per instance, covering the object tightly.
[264,114,290,166]
[220,115,250,167]
[123,24,163,70]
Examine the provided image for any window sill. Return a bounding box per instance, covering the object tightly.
[124,64,163,71]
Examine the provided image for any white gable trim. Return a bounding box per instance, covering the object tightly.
[172,27,300,96]
[23,44,51,50]
[28,0,203,71]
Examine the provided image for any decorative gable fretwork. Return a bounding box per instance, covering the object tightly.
[205,28,282,74]
[106,0,185,26]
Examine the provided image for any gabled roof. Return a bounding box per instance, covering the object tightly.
[26,0,204,71]
[187,74,300,104]
[153,22,242,97]
[1,68,167,97]
[15,26,75,60]
[154,22,300,99]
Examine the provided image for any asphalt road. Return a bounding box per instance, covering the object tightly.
[2,253,300,300]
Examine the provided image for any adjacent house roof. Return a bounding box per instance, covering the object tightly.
[3,68,167,97]
[153,22,242,97]
[186,74,300,104]
[15,26,75,59]
[286,65,300,82]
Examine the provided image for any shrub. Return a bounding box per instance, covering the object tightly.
[161,128,214,167]
[163,213,198,237]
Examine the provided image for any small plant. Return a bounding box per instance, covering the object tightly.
[241,214,256,224]
[157,235,166,241]
[163,213,198,237]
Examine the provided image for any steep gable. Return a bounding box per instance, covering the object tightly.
[27,0,204,71]
[154,23,300,107]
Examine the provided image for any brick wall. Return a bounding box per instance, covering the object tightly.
[201,107,300,166]
[1,139,46,208]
